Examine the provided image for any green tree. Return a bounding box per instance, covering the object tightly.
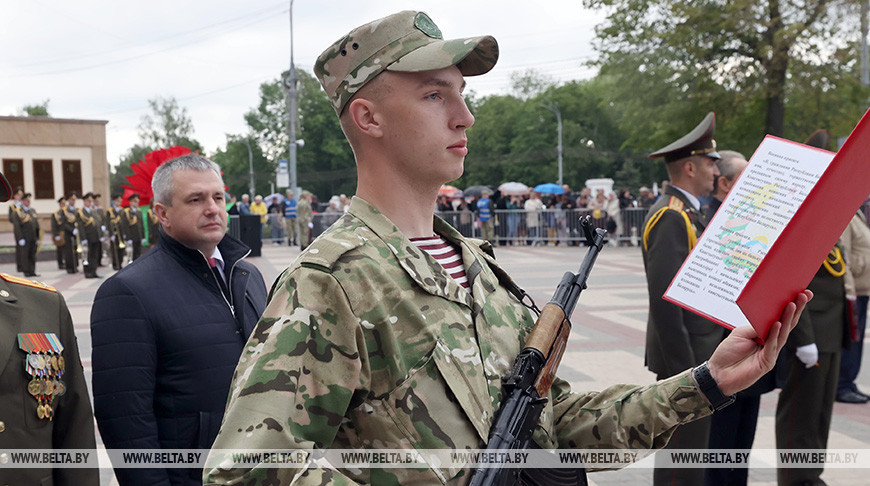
[296,70,356,198]
[17,100,50,117]
[583,0,867,149]
[110,144,152,195]
[110,97,203,194]
[240,70,354,200]
[461,77,644,191]
[138,96,203,151]
[244,79,289,164]
[510,68,555,100]
[211,136,271,197]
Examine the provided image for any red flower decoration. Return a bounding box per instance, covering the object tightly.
[121,146,193,207]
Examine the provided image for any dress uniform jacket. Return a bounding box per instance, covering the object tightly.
[90,231,268,486]
[120,207,146,260]
[61,208,79,273]
[204,196,714,485]
[106,206,125,270]
[15,206,40,276]
[643,185,723,486]
[10,203,23,272]
[0,274,98,485]
[51,208,67,269]
[77,208,101,277]
[642,185,725,378]
[147,208,160,245]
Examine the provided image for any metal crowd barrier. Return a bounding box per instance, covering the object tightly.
[435,207,650,246]
[230,207,652,247]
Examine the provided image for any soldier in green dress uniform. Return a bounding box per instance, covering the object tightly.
[642,112,727,485]
[51,196,68,270]
[0,171,98,485]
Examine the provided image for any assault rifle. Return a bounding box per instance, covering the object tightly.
[468,216,607,486]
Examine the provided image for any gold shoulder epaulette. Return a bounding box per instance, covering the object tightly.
[0,273,57,293]
[643,197,697,252]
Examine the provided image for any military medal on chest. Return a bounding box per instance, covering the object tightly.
[18,333,66,421]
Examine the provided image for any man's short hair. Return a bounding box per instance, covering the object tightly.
[715,150,747,182]
[152,154,222,206]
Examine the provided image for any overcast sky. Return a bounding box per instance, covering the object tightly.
[1,0,605,166]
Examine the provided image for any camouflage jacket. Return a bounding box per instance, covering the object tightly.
[205,197,712,485]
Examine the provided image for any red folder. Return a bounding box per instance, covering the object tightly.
[737,109,870,341]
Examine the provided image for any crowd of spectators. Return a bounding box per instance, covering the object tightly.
[432,183,667,246]
[226,184,667,246]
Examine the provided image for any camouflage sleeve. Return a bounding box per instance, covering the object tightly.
[204,265,367,485]
[550,369,712,466]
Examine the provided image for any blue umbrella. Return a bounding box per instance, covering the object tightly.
[533,183,565,195]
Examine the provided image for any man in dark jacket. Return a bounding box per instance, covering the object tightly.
[90,154,268,486]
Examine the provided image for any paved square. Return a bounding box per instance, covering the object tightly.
[11,243,868,485]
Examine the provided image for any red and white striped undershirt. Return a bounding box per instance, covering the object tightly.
[410,235,469,290]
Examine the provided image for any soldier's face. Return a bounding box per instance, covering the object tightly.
[692,156,720,195]
[374,67,475,186]
[156,169,227,255]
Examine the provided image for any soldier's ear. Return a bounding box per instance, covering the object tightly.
[684,158,698,178]
[346,98,383,139]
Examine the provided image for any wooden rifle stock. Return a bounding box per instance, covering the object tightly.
[468,216,607,486]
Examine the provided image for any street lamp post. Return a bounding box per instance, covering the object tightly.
[243,137,254,196]
[284,0,299,195]
[542,103,564,186]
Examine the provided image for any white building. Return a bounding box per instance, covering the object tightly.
[0,116,109,232]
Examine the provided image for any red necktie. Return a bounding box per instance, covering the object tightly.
[207,258,229,298]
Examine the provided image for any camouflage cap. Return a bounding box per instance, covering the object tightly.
[315,10,499,116]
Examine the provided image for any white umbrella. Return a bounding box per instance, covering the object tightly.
[263,193,285,207]
[498,181,529,196]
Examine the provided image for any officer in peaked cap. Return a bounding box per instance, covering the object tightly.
[121,193,145,260]
[76,192,101,278]
[51,196,68,270]
[648,111,720,162]
[16,192,40,277]
[642,111,726,486]
[0,170,99,485]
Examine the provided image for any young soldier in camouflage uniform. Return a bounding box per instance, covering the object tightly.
[205,11,810,485]
[296,190,313,249]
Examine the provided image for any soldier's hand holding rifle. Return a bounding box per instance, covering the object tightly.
[707,289,812,396]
